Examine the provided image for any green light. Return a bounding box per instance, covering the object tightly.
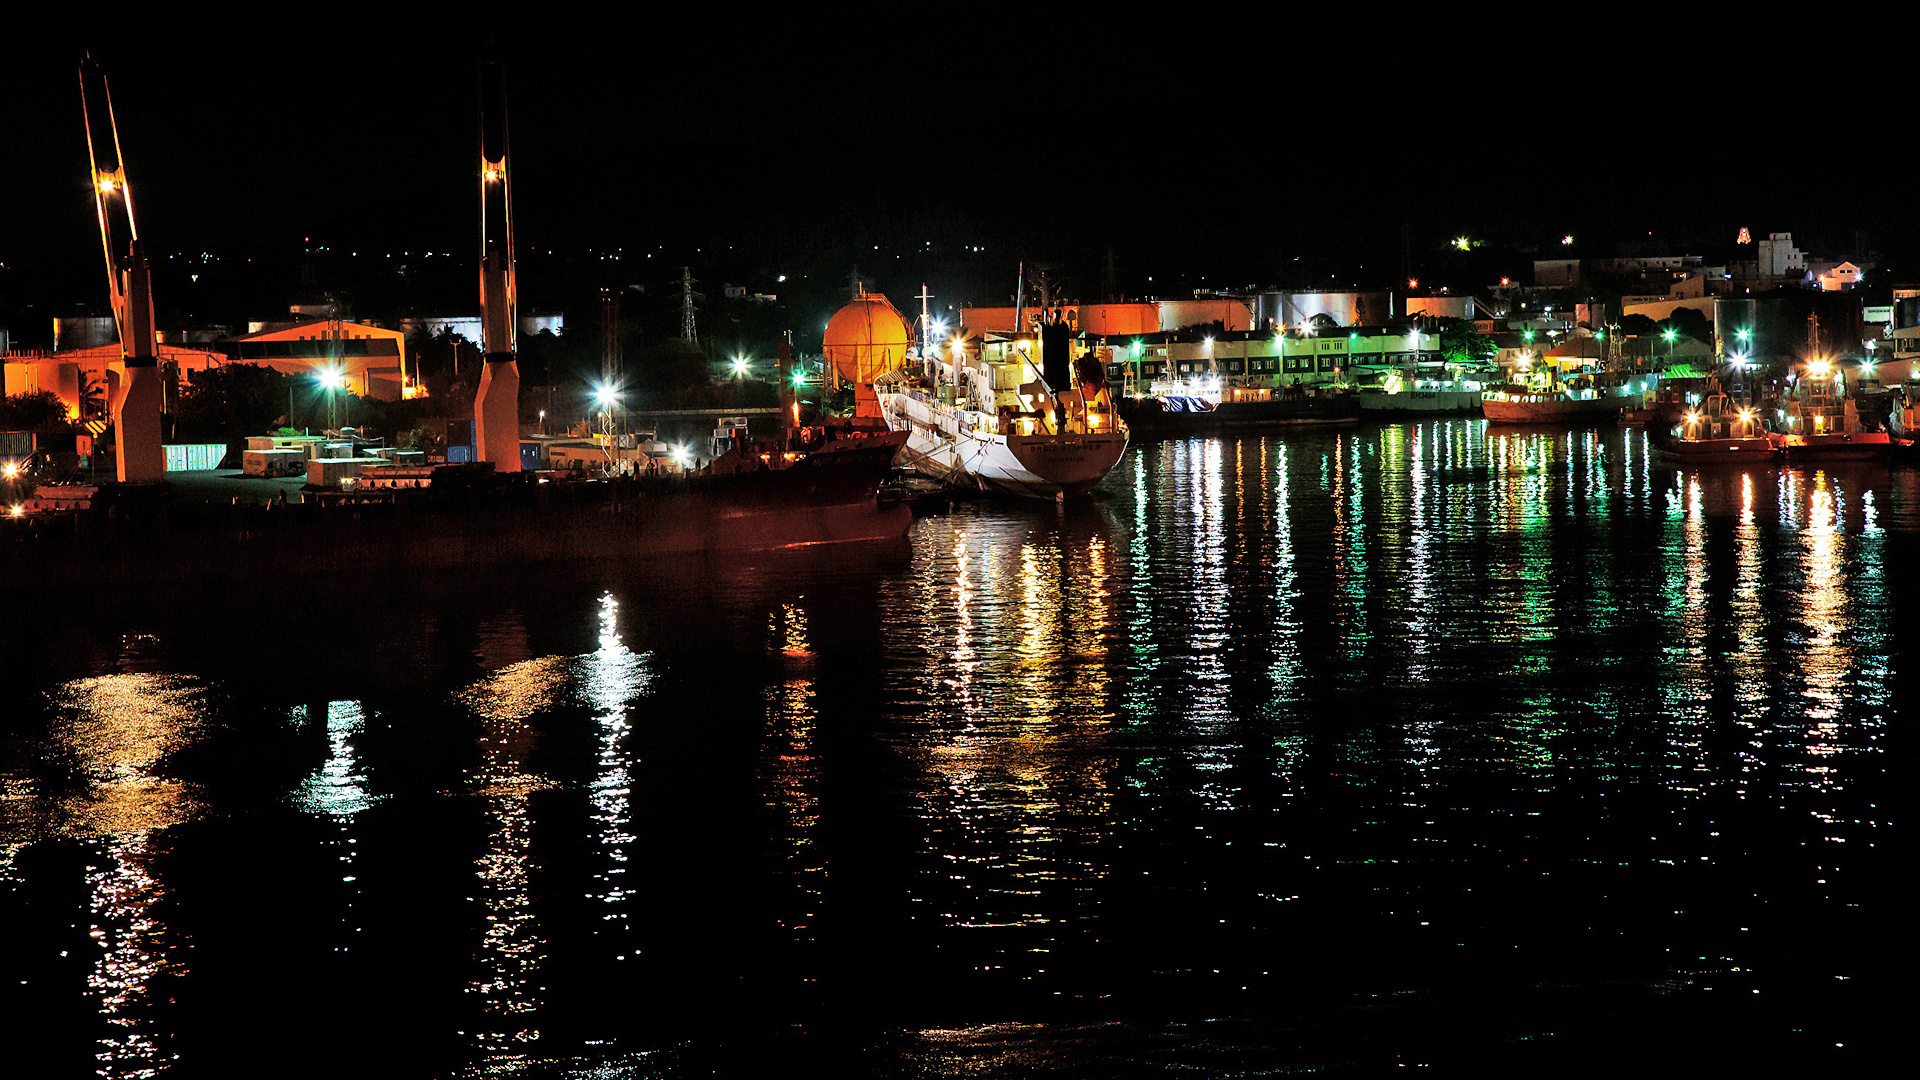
[791,368,807,387]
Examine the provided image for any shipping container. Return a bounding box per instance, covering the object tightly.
[163,443,228,472]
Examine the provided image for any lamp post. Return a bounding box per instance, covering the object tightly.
[593,384,619,440]
[1728,327,1753,404]
[320,366,349,430]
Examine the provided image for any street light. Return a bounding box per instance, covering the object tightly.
[592,383,620,439]
[319,365,349,429]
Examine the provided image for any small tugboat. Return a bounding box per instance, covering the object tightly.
[1767,359,1893,463]
[1647,384,1779,464]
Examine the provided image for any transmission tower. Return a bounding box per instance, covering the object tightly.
[680,267,699,346]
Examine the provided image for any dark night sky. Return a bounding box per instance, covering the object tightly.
[4,18,1907,334]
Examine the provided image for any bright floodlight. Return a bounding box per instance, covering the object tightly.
[731,356,751,376]
[593,384,619,407]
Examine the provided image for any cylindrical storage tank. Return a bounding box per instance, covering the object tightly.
[53,317,118,351]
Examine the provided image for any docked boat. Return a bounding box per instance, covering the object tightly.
[1481,369,1646,424]
[869,309,1127,499]
[1357,387,1481,416]
[1767,360,1893,463]
[1357,369,1484,416]
[1117,381,1359,433]
[1647,386,1779,464]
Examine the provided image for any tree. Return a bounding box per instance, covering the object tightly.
[0,390,69,432]
[1618,313,1658,337]
[1424,317,1496,366]
[172,363,292,442]
[1659,306,1713,346]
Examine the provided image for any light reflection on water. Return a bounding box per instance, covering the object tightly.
[1,420,1909,1075]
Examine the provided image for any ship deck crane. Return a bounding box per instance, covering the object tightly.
[79,56,164,483]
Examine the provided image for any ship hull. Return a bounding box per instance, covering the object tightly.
[881,390,1126,498]
[1357,389,1482,415]
[3,456,912,596]
[1773,431,1894,463]
[1482,391,1634,424]
[1118,395,1359,433]
[1649,428,1780,464]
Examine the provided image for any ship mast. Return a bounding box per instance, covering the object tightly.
[916,283,933,354]
[80,56,164,483]
[474,49,522,472]
[916,282,937,390]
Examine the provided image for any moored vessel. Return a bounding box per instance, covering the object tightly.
[1647,385,1779,464]
[845,289,1127,500]
[1767,359,1893,463]
[1117,382,1359,433]
[1356,387,1481,416]
[1481,369,1646,424]
[1356,368,1485,416]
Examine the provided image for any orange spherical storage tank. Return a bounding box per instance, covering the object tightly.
[823,291,913,387]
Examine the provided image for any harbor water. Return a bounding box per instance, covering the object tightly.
[2,419,1910,1076]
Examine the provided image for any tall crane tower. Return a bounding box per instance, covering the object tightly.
[79,57,164,483]
[474,51,522,472]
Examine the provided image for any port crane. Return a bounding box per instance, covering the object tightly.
[79,56,164,483]
[473,51,521,471]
